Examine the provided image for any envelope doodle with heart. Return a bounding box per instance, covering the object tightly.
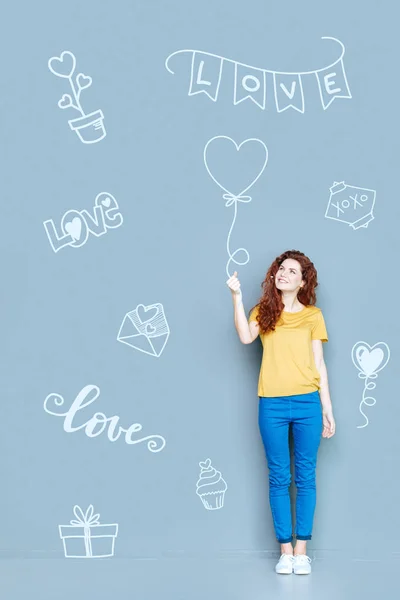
[117,303,170,357]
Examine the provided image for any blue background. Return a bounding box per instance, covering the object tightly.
[1,0,398,597]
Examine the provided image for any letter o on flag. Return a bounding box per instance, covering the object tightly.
[241,75,261,93]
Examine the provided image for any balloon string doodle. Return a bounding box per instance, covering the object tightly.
[357,373,377,429]
[223,192,252,279]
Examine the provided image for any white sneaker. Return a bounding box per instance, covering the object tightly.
[275,553,294,574]
[293,554,312,574]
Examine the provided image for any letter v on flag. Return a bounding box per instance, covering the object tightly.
[273,73,304,113]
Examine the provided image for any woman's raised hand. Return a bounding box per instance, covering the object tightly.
[226,271,242,297]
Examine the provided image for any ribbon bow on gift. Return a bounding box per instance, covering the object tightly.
[70,505,100,557]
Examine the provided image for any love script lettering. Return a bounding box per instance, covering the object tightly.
[43,384,166,453]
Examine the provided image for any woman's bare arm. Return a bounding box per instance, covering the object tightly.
[227,271,260,344]
[311,339,333,412]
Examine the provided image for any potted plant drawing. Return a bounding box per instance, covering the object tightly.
[48,50,106,144]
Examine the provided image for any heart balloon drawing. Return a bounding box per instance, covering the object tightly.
[203,136,268,278]
[48,50,106,144]
[351,341,390,378]
[351,341,391,429]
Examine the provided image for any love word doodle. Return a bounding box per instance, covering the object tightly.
[44,384,166,452]
[48,50,106,144]
[325,182,376,230]
[165,37,351,113]
[43,192,123,253]
[351,341,391,429]
[203,136,268,278]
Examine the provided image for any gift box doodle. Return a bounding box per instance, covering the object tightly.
[117,303,170,358]
[325,181,376,230]
[59,505,118,558]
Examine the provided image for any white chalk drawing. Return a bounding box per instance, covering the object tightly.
[48,50,106,143]
[117,303,170,358]
[59,505,118,558]
[165,37,351,113]
[43,192,123,252]
[196,458,227,510]
[44,384,166,452]
[351,341,390,428]
[204,136,268,278]
[325,182,376,229]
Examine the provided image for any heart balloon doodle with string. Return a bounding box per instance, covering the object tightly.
[203,136,268,277]
[351,340,390,429]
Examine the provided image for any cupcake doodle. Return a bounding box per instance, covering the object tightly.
[196,458,227,510]
[48,50,106,144]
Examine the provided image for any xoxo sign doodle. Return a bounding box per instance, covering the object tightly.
[44,384,166,452]
[325,181,376,230]
[43,192,123,253]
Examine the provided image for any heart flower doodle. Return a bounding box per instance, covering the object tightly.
[48,50,106,144]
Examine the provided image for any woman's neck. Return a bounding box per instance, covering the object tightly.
[281,293,303,313]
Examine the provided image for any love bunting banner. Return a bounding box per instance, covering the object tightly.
[165,36,352,113]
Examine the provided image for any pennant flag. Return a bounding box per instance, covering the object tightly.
[233,63,266,109]
[189,52,223,101]
[273,73,304,113]
[315,58,352,110]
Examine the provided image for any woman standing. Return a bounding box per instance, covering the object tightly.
[226,249,336,575]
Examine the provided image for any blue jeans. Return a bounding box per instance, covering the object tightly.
[258,390,323,544]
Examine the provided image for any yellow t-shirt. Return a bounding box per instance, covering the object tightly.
[248,304,328,397]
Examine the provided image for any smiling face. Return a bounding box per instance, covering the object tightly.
[275,258,304,293]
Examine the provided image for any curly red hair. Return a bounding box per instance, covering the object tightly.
[249,249,319,334]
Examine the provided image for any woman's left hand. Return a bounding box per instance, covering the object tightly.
[322,409,336,438]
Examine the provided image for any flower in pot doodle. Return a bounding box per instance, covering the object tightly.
[48,51,106,144]
[351,341,390,428]
[59,505,118,558]
[203,136,268,278]
[196,458,227,510]
[325,182,376,230]
[117,303,170,357]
